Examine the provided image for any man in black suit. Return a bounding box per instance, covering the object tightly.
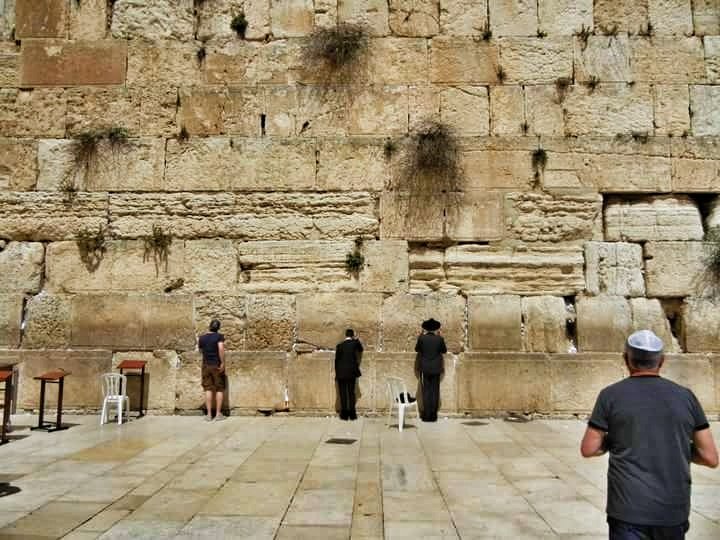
[415,318,447,422]
[335,328,363,420]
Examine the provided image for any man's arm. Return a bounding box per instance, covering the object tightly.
[692,427,719,468]
[581,425,607,457]
[218,341,225,372]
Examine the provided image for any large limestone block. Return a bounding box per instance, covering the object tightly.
[65,86,178,137]
[691,85,720,136]
[348,86,409,136]
[630,38,705,83]
[706,37,720,83]
[663,354,715,410]
[457,353,551,412]
[69,0,107,40]
[576,296,632,352]
[630,298,679,353]
[538,0,592,35]
[360,240,409,293]
[194,294,246,349]
[203,40,298,85]
[693,0,720,35]
[683,298,720,352]
[380,191,444,241]
[111,0,195,40]
[236,240,357,293]
[270,0,313,37]
[522,296,570,353]
[316,139,388,192]
[183,240,236,293]
[439,86,489,135]
[15,0,66,38]
[165,138,315,191]
[550,354,625,411]
[654,85,691,136]
[367,38,428,84]
[644,242,705,297]
[338,0,390,36]
[197,0,269,41]
[20,39,127,87]
[113,351,179,412]
[0,139,37,191]
[246,294,295,351]
[22,293,72,349]
[0,294,22,347]
[468,295,522,351]
[648,0,693,35]
[574,35,632,83]
[585,242,645,297]
[177,86,263,136]
[382,293,465,353]
[604,196,704,242]
[288,352,335,410]
[175,351,203,411]
[37,138,165,192]
[127,41,200,86]
[0,242,44,293]
[439,0,487,36]
[70,294,196,350]
[594,0,648,34]
[445,190,504,242]
[408,246,450,292]
[505,191,602,243]
[225,352,287,409]
[15,350,112,410]
[490,86,524,135]
[389,0,439,37]
[108,192,379,240]
[462,147,535,189]
[489,0,537,36]
[523,85,564,136]
[498,38,573,84]
[564,84,653,137]
[297,293,382,350]
[0,88,66,137]
[429,37,499,83]
[0,42,19,87]
[0,0,14,40]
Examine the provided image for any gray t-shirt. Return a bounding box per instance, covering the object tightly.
[589,376,709,526]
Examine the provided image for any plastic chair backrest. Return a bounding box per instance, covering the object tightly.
[386,376,408,404]
[101,373,126,398]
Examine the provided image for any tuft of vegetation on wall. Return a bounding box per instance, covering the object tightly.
[143,224,173,276]
[76,226,107,273]
[302,23,369,83]
[65,127,130,193]
[345,238,365,277]
[701,227,720,299]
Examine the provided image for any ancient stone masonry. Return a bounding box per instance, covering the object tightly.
[0,0,719,415]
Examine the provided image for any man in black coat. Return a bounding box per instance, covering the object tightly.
[335,328,363,420]
[415,318,447,422]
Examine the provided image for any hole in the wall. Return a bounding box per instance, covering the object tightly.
[299,120,310,134]
[660,298,685,352]
[564,296,577,353]
[260,114,266,137]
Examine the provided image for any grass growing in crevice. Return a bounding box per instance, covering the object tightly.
[65,126,130,192]
[231,13,248,38]
[554,77,572,103]
[302,23,369,84]
[531,147,548,186]
[143,224,173,276]
[583,75,600,93]
[496,65,506,83]
[576,24,592,50]
[76,226,107,273]
[481,22,492,41]
[345,237,365,277]
[383,138,397,160]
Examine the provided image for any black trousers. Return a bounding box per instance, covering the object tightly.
[421,374,440,421]
[337,378,357,419]
[608,517,689,540]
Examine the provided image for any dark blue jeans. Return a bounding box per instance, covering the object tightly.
[608,517,689,540]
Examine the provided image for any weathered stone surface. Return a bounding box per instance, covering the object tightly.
[0,294,22,347]
[489,0,537,36]
[0,0,14,41]
[0,242,44,293]
[682,298,720,352]
[648,0,693,35]
[446,190,504,242]
[270,0,313,37]
[630,38,705,83]
[337,0,390,36]
[183,239,237,293]
[490,86,524,135]
[20,39,127,87]
[693,0,720,35]
[225,352,286,409]
[0,42,19,87]
[288,352,335,410]
[594,0,649,34]
[706,37,720,83]
[111,0,195,40]
[0,139,36,191]
[644,242,705,298]
[165,138,315,191]
[439,0,487,36]
[523,85,564,136]
[380,192,443,241]
[690,85,720,136]
[193,294,245,349]
[203,40,297,85]
[585,242,645,297]
[574,35,632,83]
[439,86,489,135]
[389,0,439,37]
[505,191,602,244]
[367,38,428,84]
[22,293,72,349]
[70,294,196,350]
[65,86,178,137]
[0,88,66,137]
[0,192,108,241]
[316,139,388,192]
[462,147,535,189]
[538,0,592,35]
[127,41,200,86]
[654,85,690,136]
[576,296,632,352]
[175,351,204,411]
[109,192,379,240]
[297,293,382,350]
[663,354,716,410]
[630,298,680,352]
[69,0,107,40]
[550,354,625,411]
[429,37,499,83]
[522,296,570,353]
[605,196,704,242]
[457,353,551,412]
[360,240,409,293]
[382,293,465,353]
[37,138,165,192]
[498,38,573,84]
[15,0,66,38]
[671,138,720,192]
[197,0,269,41]
[564,84,654,137]
[16,350,112,410]
[246,295,295,351]
[178,86,263,136]
[468,295,521,351]
[113,351,179,412]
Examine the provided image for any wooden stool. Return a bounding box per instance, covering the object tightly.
[117,360,147,418]
[0,370,13,445]
[31,370,71,432]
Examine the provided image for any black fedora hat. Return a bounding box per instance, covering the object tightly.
[421,318,441,331]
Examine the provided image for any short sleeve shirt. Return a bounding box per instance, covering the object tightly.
[589,376,709,526]
[198,332,225,366]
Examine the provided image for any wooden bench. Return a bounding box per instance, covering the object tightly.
[31,370,71,432]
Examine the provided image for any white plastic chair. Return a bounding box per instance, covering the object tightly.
[386,377,418,432]
[100,373,130,425]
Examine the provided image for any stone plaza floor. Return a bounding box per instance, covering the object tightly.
[0,415,718,540]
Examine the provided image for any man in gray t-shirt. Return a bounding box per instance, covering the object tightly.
[581,330,718,539]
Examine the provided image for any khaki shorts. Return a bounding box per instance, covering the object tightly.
[202,365,226,392]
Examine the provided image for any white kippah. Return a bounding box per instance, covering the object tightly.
[627,329,664,353]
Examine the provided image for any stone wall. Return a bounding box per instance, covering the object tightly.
[1,0,719,415]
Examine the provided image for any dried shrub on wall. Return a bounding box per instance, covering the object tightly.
[531,147,548,185]
[65,127,130,194]
[231,13,248,38]
[143,224,173,276]
[302,23,369,83]
[345,238,365,277]
[76,226,107,273]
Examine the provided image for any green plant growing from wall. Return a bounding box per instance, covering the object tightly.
[531,147,548,185]
[583,75,600,93]
[554,77,572,103]
[230,13,248,38]
[345,238,365,277]
[576,24,591,50]
[65,127,130,191]
[302,23,369,83]
[143,224,173,276]
[76,226,107,272]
